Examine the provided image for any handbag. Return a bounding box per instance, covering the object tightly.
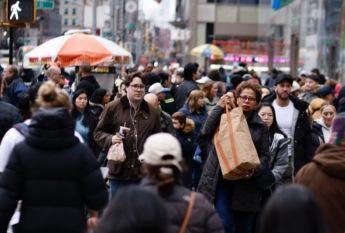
[107,142,126,163]
[213,106,260,180]
[178,192,196,233]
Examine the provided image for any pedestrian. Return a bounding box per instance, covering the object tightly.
[299,74,319,103]
[93,185,168,233]
[257,103,290,201]
[71,89,100,156]
[179,89,207,188]
[175,63,199,109]
[258,184,326,233]
[46,66,62,85]
[198,81,271,233]
[0,76,22,142]
[89,88,110,119]
[144,93,175,135]
[0,82,84,174]
[140,133,225,233]
[202,81,219,112]
[263,73,315,181]
[94,71,161,197]
[312,103,336,144]
[76,63,100,98]
[1,65,27,106]
[0,81,108,233]
[172,111,196,189]
[296,112,345,233]
[158,71,176,115]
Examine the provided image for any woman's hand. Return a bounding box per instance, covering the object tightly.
[217,94,236,110]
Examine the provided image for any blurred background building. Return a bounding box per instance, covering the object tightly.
[0,0,345,82]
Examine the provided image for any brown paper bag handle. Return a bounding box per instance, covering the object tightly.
[178,192,196,233]
[225,106,239,167]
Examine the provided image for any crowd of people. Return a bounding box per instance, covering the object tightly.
[0,61,344,233]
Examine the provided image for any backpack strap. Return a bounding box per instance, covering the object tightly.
[13,123,29,136]
[178,192,196,233]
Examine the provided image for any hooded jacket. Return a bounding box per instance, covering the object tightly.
[0,99,22,142]
[0,108,108,233]
[296,144,345,233]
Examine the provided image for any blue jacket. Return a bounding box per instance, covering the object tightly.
[3,76,27,106]
[179,103,207,139]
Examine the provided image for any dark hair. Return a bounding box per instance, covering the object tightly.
[257,103,286,140]
[94,186,168,233]
[259,184,326,233]
[79,63,92,74]
[157,72,170,85]
[125,71,147,87]
[208,69,221,81]
[183,63,197,81]
[90,88,107,105]
[71,89,93,126]
[236,80,262,103]
[143,164,184,197]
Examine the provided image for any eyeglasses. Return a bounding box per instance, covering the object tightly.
[130,84,145,90]
[239,95,256,102]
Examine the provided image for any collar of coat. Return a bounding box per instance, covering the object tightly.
[120,95,150,113]
[262,92,309,111]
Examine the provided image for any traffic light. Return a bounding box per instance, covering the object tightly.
[6,0,36,23]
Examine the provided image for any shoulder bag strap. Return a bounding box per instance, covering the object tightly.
[178,191,196,233]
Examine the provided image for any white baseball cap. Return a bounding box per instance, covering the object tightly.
[139,133,183,171]
[148,83,169,94]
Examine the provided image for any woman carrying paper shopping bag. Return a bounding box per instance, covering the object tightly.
[198,81,273,233]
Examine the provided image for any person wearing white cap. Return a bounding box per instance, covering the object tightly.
[140,133,225,233]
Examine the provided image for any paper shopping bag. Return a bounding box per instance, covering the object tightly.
[213,107,260,180]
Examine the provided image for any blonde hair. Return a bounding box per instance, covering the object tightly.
[187,90,204,113]
[35,81,71,110]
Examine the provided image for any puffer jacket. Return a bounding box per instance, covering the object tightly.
[268,133,290,184]
[198,106,272,212]
[141,177,224,233]
[0,108,108,233]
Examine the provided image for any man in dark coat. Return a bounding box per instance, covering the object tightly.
[174,63,199,109]
[76,63,100,98]
[262,73,316,180]
[2,65,27,106]
[94,72,161,197]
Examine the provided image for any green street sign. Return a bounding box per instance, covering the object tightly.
[37,0,54,10]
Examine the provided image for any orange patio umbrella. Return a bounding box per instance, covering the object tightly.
[24,30,132,68]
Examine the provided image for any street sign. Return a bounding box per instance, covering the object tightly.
[6,0,36,23]
[37,0,54,10]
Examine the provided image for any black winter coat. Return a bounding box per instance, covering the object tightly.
[141,177,224,233]
[198,106,272,212]
[0,99,22,142]
[0,108,108,233]
[174,80,199,110]
[262,93,316,172]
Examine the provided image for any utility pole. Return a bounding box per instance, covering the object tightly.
[110,0,115,41]
[92,0,97,34]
